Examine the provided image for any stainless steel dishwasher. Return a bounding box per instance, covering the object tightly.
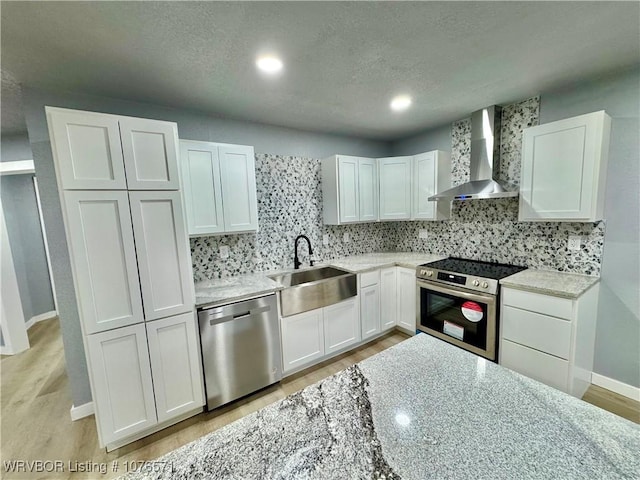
[198,294,282,411]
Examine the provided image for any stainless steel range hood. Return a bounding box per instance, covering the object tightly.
[429,105,518,201]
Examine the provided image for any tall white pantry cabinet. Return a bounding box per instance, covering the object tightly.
[47,107,204,450]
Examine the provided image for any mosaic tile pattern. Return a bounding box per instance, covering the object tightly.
[392,96,604,276]
[190,154,395,281]
[499,96,540,185]
[191,96,604,280]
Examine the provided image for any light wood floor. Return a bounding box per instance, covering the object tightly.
[1,318,638,479]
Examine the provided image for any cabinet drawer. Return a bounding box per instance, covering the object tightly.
[502,306,571,359]
[502,288,573,320]
[360,270,379,288]
[500,339,569,393]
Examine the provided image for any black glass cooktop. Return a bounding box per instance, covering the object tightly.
[421,257,526,280]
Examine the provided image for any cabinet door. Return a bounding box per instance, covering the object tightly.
[179,141,225,235]
[120,117,180,190]
[47,108,126,190]
[379,157,412,220]
[324,297,360,354]
[397,268,416,334]
[87,324,157,445]
[360,284,380,340]
[63,191,143,334]
[500,339,569,393]
[146,312,204,423]
[281,309,324,373]
[337,156,359,223]
[129,191,194,321]
[219,145,258,232]
[413,152,436,219]
[519,111,608,221]
[380,267,397,329]
[358,158,378,222]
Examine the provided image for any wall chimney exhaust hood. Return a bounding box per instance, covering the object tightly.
[429,105,518,201]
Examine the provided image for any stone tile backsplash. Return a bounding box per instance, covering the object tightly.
[191,96,604,280]
[392,96,604,276]
[190,154,395,281]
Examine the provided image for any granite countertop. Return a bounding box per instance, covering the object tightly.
[123,333,640,479]
[194,252,446,308]
[500,269,600,299]
[194,272,283,308]
[328,252,446,273]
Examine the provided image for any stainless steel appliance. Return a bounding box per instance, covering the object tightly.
[428,106,519,201]
[198,294,281,410]
[416,258,526,361]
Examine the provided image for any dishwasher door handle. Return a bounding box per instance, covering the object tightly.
[207,305,271,325]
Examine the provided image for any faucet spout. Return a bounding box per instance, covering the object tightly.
[294,235,314,270]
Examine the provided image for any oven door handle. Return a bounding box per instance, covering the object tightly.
[417,280,497,305]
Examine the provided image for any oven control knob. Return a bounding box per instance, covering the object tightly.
[472,279,480,286]
[481,281,489,289]
[426,270,433,277]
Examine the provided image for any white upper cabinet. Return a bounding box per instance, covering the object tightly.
[413,151,452,220]
[48,108,127,190]
[519,111,611,222]
[219,145,259,232]
[128,191,194,321]
[47,107,181,191]
[358,158,378,222]
[120,117,180,190]
[378,156,413,220]
[63,191,144,334]
[337,156,360,223]
[146,313,205,423]
[321,155,377,224]
[180,141,225,235]
[179,140,258,235]
[87,323,157,445]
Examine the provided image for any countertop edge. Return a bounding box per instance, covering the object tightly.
[500,275,600,299]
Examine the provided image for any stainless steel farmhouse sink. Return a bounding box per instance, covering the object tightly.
[268,266,357,317]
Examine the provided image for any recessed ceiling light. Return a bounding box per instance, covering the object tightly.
[390,95,412,112]
[256,55,283,74]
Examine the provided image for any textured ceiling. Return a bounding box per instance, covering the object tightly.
[1,1,639,139]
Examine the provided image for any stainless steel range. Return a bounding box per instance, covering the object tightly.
[416,258,526,361]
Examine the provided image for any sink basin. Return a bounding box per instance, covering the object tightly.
[268,266,357,317]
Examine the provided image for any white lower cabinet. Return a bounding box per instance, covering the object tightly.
[396,267,417,334]
[281,297,359,374]
[281,308,325,373]
[380,267,397,330]
[87,312,204,447]
[87,324,157,445]
[360,270,381,340]
[146,313,204,423]
[324,297,360,354]
[499,285,599,398]
[361,284,381,340]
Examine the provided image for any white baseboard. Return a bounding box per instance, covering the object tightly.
[591,373,640,402]
[25,310,57,330]
[70,402,94,421]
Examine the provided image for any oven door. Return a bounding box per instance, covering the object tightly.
[417,280,497,361]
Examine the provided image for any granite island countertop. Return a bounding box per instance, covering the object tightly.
[194,252,446,308]
[500,269,600,299]
[123,333,640,479]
